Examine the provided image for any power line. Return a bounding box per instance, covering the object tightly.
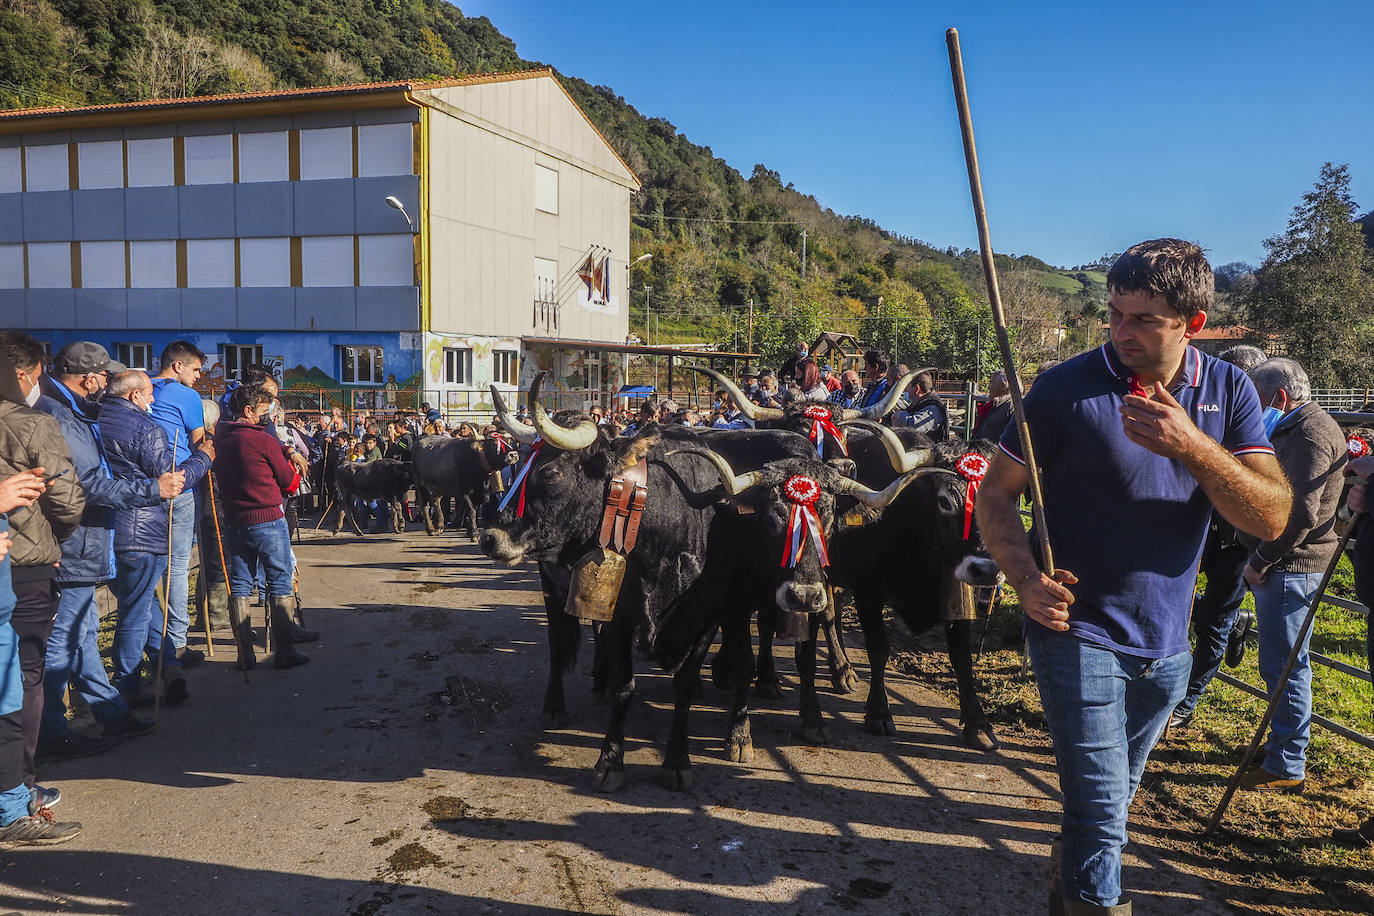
[632,213,800,226]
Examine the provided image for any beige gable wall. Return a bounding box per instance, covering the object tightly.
[421,75,634,352]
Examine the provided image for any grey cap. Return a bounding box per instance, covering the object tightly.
[53,341,126,374]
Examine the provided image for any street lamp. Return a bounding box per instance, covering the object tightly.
[385,195,415,232]
[629,253,653,268]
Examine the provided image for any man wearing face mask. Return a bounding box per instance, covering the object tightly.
[827,369,865,411]
[0,330,84,811]
[98,372,212,708]
[1234,357,1346,794]
[36,344,183,763]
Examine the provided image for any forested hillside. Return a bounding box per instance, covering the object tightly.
[0,0,1148,371]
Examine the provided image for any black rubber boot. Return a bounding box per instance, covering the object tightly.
[269,595,310,669]
[228,596,256,671]
[288,592,319,643]
[1049,837,1064,916]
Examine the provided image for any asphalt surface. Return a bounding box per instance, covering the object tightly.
[0,527,1239,914]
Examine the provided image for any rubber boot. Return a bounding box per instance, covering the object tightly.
[228,596,256,671]
[288,592,319,643]
[269,595,310,669]
[1048,837,1064,916]
[1064,900,1131,915]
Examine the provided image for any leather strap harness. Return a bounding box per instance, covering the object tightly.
[597,459,649,555]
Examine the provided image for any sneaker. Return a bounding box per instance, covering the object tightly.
[1239,766,1305,793]
[162,667,190,706]
[1167,708,1195,731]
[29,785,60,814]
[1226,610,1254,668]
[177,647,206,669]
[34,733,116,763]
[0,808,82,848]
[102,711,155,740]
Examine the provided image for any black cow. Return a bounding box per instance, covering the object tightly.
[411,434,519,539]
[333,458,414,535]
[480,374,916,791]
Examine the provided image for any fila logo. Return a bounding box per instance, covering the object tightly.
[1198,404,1220,412]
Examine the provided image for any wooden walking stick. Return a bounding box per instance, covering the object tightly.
[1206,516,1360,834]
[195,517,213,658]
[154,431,180,726]
[946,27,1055,578]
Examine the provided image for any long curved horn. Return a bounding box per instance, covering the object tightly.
[529,371,599,452]
[683,364,785,423]
[841,418,935,473]
[832,467,956,509]
[490,385,539,445]
[845,367,936,421]
[665,448,766,497]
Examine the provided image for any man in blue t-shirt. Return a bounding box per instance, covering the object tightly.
[148,340,206,665]
[977,239,1291,914]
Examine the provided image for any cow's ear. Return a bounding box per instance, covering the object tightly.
[937,487,960,515]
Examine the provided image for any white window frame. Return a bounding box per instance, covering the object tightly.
[443,348,472,386]
[115,343,153,370]
[222,344,264,382]
[492,349,519,386]
[340,345,384,385]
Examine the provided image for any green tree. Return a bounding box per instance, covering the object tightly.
[1248,163,1374,386]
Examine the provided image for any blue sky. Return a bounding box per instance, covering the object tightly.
[458,1,1373,269]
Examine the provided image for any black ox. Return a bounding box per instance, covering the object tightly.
[411,434,519,538]
[332,458,414,535]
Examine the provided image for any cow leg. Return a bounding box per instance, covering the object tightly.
[539,566,577,728]
[795,614,828,744]
[855,586,896,736]
[590,621,609,703]
[661,650,703,791]
[721,611,755,764]
[821,589,860,695]
[754,605,783,699]
[948,620,999,751]
[707,624,734,690]
[591,619,635,793]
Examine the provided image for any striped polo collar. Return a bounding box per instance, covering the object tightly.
[1099,343,1203,390]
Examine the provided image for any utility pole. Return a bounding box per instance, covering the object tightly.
[801,230,807,279]
[747,298,754,355]
[644,285,652,345]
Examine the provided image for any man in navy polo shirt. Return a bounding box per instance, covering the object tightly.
[977,239,1291,915]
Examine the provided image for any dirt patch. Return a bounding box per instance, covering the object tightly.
[387,842,443,872]
[370,828,403,847]
[421,795,471,823]
[437,674,512,726]
[412,582,445,594]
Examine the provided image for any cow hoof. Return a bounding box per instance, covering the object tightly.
[659,766,694,792]
[798,724,830,745]
[591,768,625,793]
[755,678,783,700]
[963,723,1000,752]
[543,709,569,730]
[864,714,897,737]
[830,665,861,695]
[727,737,754,763]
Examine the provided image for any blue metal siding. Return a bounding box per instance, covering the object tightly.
[72,189,125,239]
[21,191,72,241]
[178,185,237,238]
[75,289,128,329]
[236,288,295,331]
[26,289,76,328]
[294,179,356,236]
[125,187,179,239]
[234,183,294,237]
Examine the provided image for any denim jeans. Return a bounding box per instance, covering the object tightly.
[111,552,174,694]
[0,517,30,827]
[1253,569,1322,781]
[225,519,293,599]
[1028,627,1191,908]
[162,489,197,649]
[42,584,130,741]
[1175,540,1249,718]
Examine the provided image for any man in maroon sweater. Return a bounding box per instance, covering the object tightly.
[212,384,306,671]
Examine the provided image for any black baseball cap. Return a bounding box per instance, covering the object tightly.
[53,341,126,374]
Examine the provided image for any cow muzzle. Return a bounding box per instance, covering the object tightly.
[775,580,829,614]
[479,528,526,565]
[954,555,1003,587]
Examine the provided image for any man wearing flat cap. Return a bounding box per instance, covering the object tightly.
[35,343,184,761]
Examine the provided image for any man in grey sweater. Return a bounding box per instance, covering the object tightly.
[1239,357,1347,793]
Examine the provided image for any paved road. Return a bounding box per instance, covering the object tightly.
[1,529,1236,914]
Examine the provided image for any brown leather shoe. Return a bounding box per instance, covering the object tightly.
[1239,766,1305,793]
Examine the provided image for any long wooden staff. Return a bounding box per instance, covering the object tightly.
[1206,517,1359,833]
[946,28,1055,575]
[154,430,180,725]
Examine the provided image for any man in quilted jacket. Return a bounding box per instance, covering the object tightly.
[98,372,212,708]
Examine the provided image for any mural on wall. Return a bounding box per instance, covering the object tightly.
[425,333,519,390]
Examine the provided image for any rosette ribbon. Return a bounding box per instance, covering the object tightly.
[1348,435,1371,460]
[954,451,990,541]
[498,438,544,518]
[780,474,830,568]
[801,405,847,459]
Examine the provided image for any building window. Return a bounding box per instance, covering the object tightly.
[443,348,472,386]
[186,239,235,288]
[77,140,124,190]
[535,164,558,214]
[129,240,176,288]
[126,138,174,188]
[26,242,71,289]
[24,144,69,192]
[222,344,264,381]
[0,244,22,289]
[357,123,413,177]
[237,131,288,183]
[0,148,20,193]
[493,350,518,386]
[183,134,233,186]
[358,235,413,286]
[115,343,152,370]
[239,237,290,287]
[81,241,126,288]
[341,346,384,385]
[302,236,354,287]
[299,127,353,181]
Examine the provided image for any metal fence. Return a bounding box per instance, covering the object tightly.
[1314,389,1374,411]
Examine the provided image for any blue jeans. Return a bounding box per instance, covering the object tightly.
[1175,540,1249,717]
[225,519,293,599]
[0,517,29,827]
[162,489,196,648]
[1253,570,1322,781]
[111,552,175,694]
[1028,627,1190,908]
[41,584,130,741]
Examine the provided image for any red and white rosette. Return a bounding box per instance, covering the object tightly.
[954,451,990,541]
[780,474,830,568]
[801,404,847,458]
[1347,435,1371,460]
[497,438,543,518]
[491,434,511,454]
